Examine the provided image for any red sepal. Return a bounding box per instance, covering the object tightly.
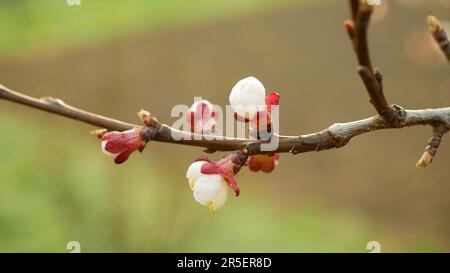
[201,162,240,196]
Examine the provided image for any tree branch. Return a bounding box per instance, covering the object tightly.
[0,84,253,151]
[247,106,450,156]
[2,84,450,162]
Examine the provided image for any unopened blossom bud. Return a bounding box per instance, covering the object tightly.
[186,160,228,211]
[248,92,280,138]
[101,127,146,164]
[138,109,158,128]
[248,153,280,173]
[427,15,442,35]
[185,151,247,211]
[229,76,266,120]
[186,100,218,134]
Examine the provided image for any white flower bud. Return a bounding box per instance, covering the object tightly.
[229,76,266,120]
[186,161,229,211]
[192,174,228,212]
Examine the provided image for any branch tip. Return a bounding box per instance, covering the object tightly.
[416,125,449,168]
[416,151,434,168]
[427,15,442,34]
[427,15,450,62]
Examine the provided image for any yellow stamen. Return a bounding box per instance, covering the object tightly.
[207,201,216,212]
[189,179,196,189]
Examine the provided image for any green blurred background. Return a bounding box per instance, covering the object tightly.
[0,0,449,252]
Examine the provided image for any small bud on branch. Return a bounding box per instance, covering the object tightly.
[427,15,450,62]
[186,151,247,211]
[101,128,147,164]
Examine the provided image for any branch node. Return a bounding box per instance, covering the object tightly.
[41,96,65,107]
[316,130,347,151]
[381,104,406,126]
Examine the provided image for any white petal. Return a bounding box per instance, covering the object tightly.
[101,141,119,159]
[229,76,266,119]
[186,161,207,188]
[192,174,222,205]
[209,181,228,211]
[192,174,228,210]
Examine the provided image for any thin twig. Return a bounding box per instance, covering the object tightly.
[345,0,398,123]
[0,84,136,132]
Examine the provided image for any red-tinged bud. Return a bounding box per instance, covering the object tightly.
[265,92,279,108]
[229,76,280,132]
[186,100,219,134]
[101,128,146,164]
[200,151,247,197]
[248,92,280,137]
[248,153,280,173]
